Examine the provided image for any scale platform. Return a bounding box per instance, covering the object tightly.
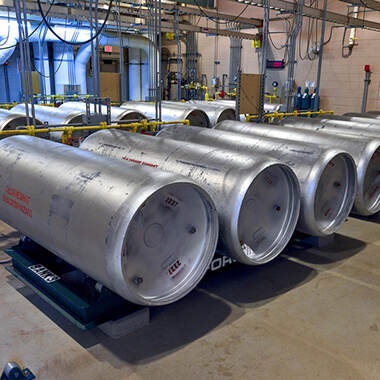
[5,238,142,331]
[4,233,327,333]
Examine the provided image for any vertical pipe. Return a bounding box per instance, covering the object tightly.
[313,0,327,111]
[175,8,181,101]
[13,0,29,125]
[3,65,10,103]
[258,0,270,122]
[361,69,371,113]
[154,0,159,120]
[157,0,162,121]
[22,0,36,126]
[285,0,304,112]
[129,48,141,100]
[117,0,126,102]
[94,1,100,97]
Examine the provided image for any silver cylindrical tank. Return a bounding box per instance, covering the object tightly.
[367,111,380,117]
[218,119,379,216]
[343,113,380,123]
[80,129,301,265]
[186,100,236,126]
[58,102,146,123]
[263,102,282,113]
[0,108,43,139]
[120,101,211,128]
[306,114,380,139]
[211,100,283,114]
[159,124,357,235]
[11,104,87,142]
[0,136,218,306]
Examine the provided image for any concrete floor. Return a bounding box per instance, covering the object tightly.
[1,216,380,380]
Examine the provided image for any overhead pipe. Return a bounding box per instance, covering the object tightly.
[75,34,155,98]
[0,20,19,65]
[0,19,155,96]
[129,48,142,101]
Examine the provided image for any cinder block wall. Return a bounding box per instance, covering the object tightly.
[195,0,380,113]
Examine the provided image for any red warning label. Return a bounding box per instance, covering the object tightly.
[2,186,32,217]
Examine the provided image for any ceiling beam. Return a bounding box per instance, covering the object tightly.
[0,0,260,39]
[232,0,380,31]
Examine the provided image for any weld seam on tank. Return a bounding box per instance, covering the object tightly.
[80,129,301,265]
[0,136,219,306]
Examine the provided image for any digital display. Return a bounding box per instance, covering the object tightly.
[267,60,285,69]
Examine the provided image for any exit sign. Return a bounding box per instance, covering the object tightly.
[266,60,285,69]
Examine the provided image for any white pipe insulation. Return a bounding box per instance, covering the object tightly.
[0,18,154,98]
[0,21,19,64]
[75,34,152,99]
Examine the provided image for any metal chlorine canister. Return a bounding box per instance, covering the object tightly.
[0,136,219,306]
[159,124,357,235]
[271,117,380,215]
[80,129,301,265]
[120,101,211,128]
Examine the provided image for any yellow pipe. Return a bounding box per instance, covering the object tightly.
[246,109,334,122]
[0,102,18,110]
[0,119,190,143]
[33,94,93,99]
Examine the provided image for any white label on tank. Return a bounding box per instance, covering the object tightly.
[163,194,182,210]
[306,80,315,87]
[28,264,60,283]
[252,226,267,245]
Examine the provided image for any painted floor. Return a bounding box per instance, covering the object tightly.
[0,215,379,380]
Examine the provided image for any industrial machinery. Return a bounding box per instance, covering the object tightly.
[10,104,87,143]
[186,100,236,127]
[0,109,43,138]
[0,136,219,306]
[59,102,146,124]
[121,101,211,128]
[159,124,357,236]
[217,119,380,216]
[80,129,301,265]
[211,99,285,116]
